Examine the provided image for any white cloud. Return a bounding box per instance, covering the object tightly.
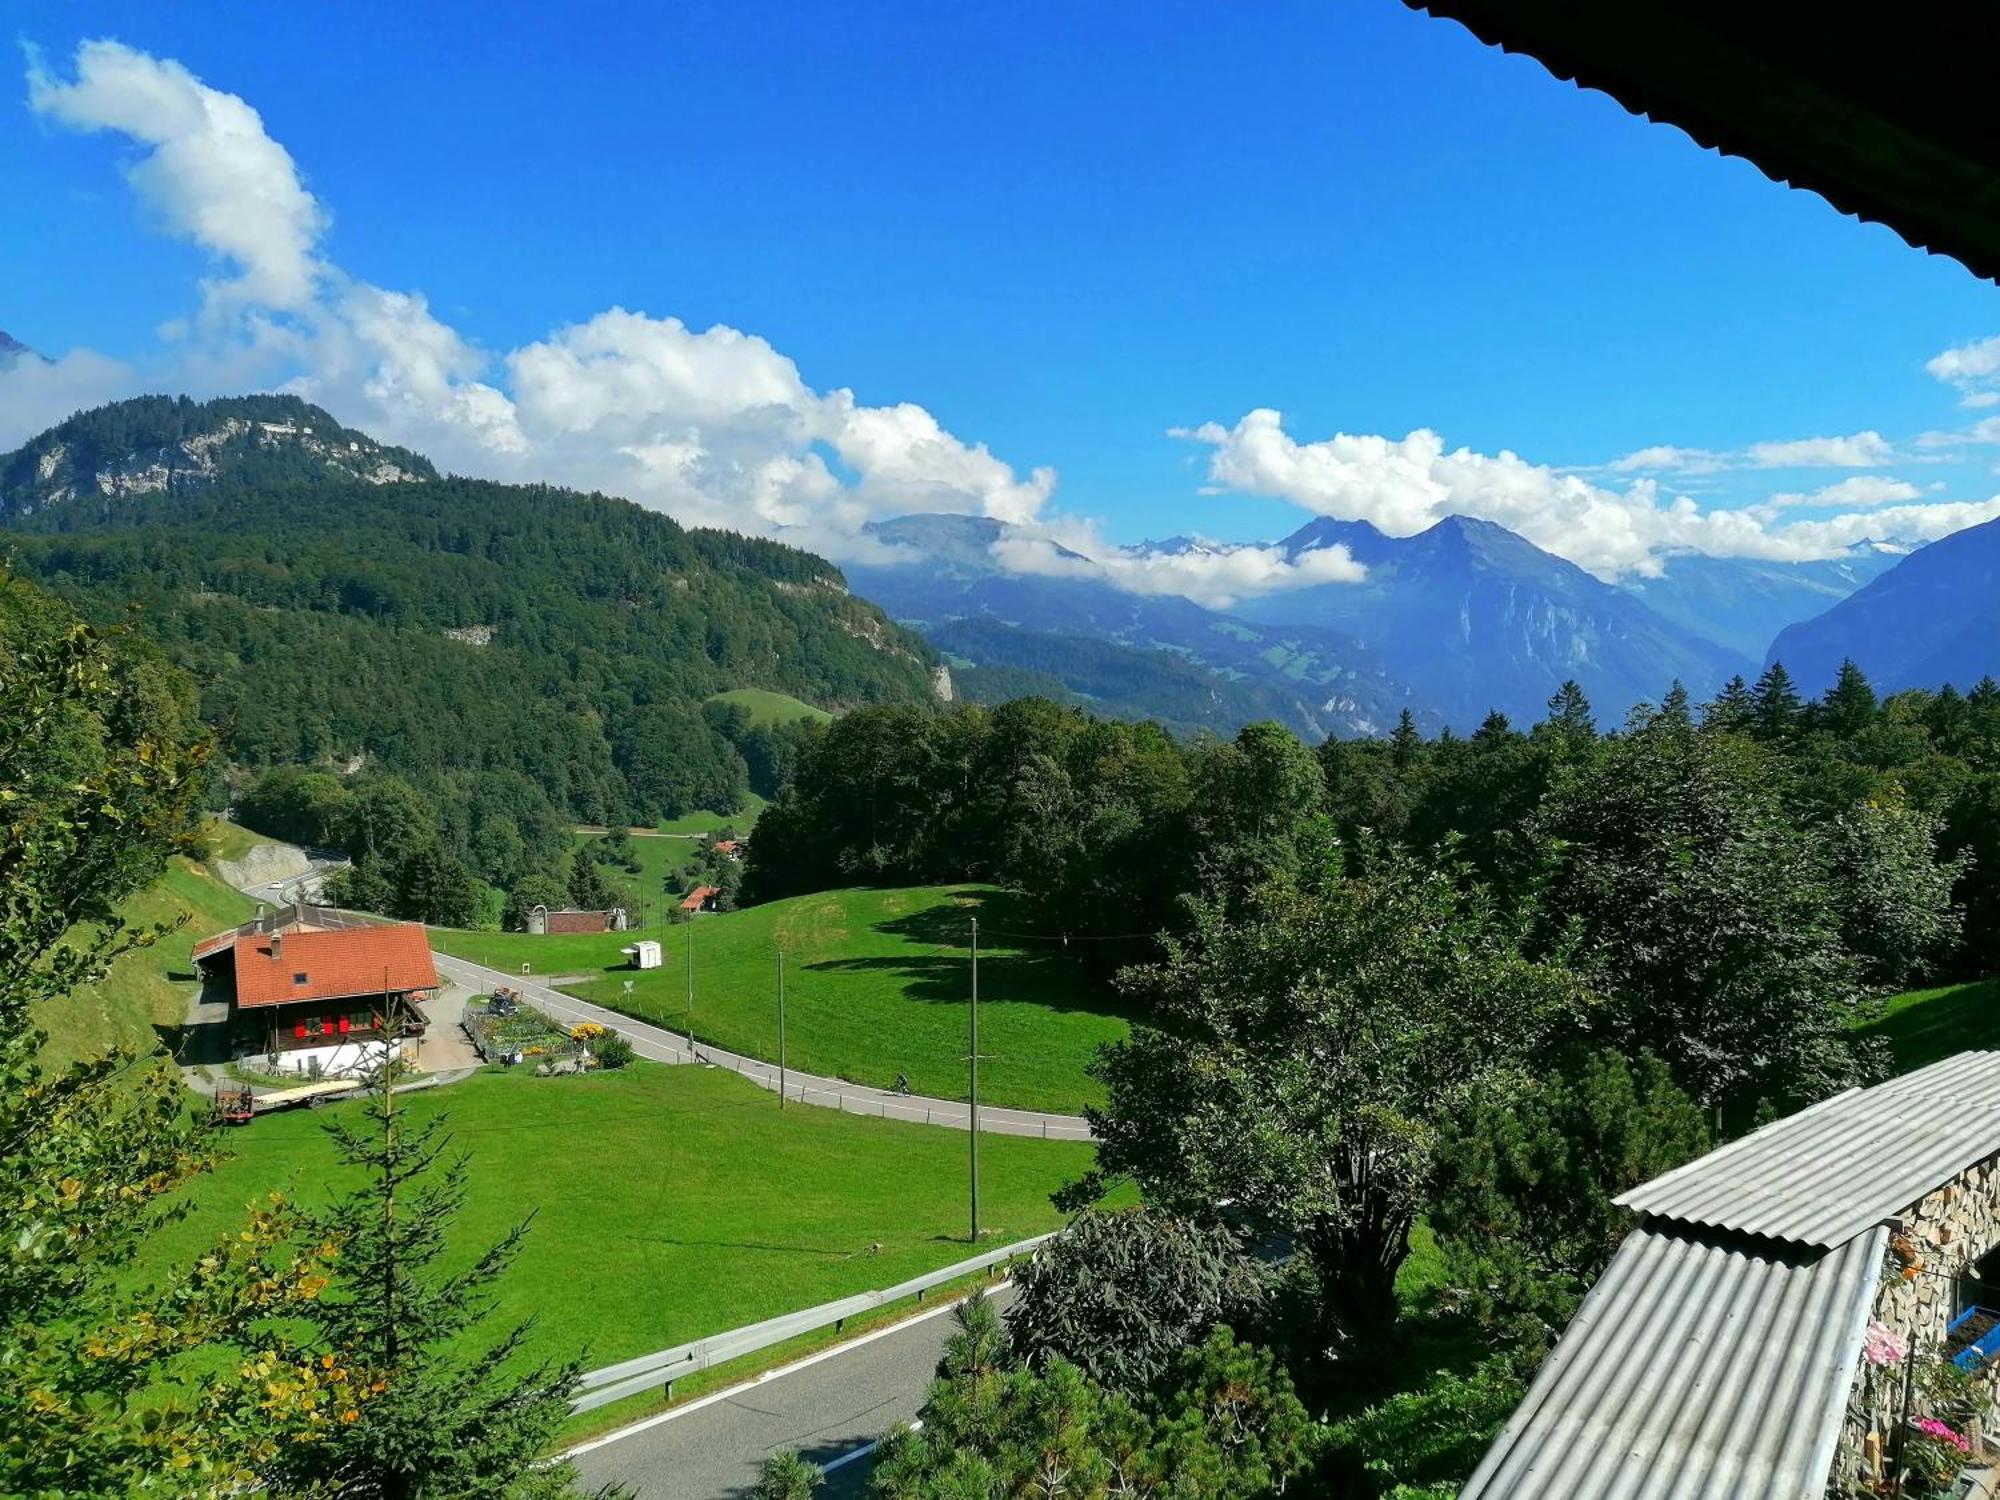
[1607,431,1897,475]
[1177,409,1995,578]
[987,515,1366,609]
[28,39,326,316]
[1928,335,2000,409]
[22,39,2000,609]
[1606,444,1728,475]
[1744,431,1894,468]
[17,40,1060,557]
[0,347,138,445]
[1758,475,1921,511]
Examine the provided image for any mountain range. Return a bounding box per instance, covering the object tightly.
[847,514,1432,738]
[1240,515,1753,727]
[6,393,1994,760]
[1620,548,1904,661]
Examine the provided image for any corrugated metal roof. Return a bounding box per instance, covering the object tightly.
[1615,1052,2000,1247]
[1461,1224,1885,1499]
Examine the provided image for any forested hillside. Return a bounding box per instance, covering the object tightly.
[0,396,940,834]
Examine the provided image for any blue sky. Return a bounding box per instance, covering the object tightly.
[7,0,2000,599]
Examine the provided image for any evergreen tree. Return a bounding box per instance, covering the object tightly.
[1537,680,1596,751]
[872,1295,1315,1499]
[752,1452,823,1499]
[1390,708,1426,771]
[1702,674,1756,735]
[393,844,483,928]
[1819,659,1879,739]
[1429,1049,1710,1353]
[1750,661,1805,743]
[274,1066,597,1499]
[1007,1207,1269,1395]
[567,848,620,912]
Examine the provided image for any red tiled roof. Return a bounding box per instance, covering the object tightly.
[680,885,721,911]
[208,923,439,1009]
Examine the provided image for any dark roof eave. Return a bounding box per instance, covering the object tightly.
[1406,0,2000,284]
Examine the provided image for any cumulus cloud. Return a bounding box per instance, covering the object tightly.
[17,40,1063,558]
[1177,409,1993,578]
[28,39,326,316]
[1928,335,2000,409]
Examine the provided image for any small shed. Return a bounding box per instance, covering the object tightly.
[622,939,663,970]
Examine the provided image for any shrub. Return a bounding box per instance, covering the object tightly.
[592,1034,636,1070]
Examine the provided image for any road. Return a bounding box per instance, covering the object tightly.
[431,952,1095,1141]
[568,1286,1014,1499]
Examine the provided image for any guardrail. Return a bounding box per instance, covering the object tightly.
[570,1231,1055,1413]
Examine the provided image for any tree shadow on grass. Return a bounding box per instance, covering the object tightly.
[1853,980,2000,1072]
[799,887,1145,1024]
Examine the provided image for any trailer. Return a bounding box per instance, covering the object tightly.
[210,1076,363,1124]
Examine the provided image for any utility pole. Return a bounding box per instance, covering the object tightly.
[684,926,695,1059]
[968,915,980,1244]
[776,948,788,1109]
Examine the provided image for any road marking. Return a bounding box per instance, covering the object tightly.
[561,1289,1003,1459]
[822,1419,922,1475]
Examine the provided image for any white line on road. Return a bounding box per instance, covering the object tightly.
[822,1419,923,1475]
[561,1289,1000,1460]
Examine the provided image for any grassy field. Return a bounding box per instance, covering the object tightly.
[1856,978,2000,1073]
[706,688,833,728]
[138,1065,1090,1384]
[37,854,257,1071]
[431,885,1135,1114]
[654,791,768,838]
[569,829,702,923]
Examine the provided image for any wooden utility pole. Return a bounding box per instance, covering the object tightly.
[968,916,980,1244]
[777,948,788,1109]
[685,927,695,1057]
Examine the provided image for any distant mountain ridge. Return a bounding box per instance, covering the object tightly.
[849,513,1434,739]
[0,393,436,517]
[1768,516,2000,692]
[1620,547,1904,660]
[1238,514,1754,728]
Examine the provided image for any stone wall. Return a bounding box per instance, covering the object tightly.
[1830,1154,2000,1495]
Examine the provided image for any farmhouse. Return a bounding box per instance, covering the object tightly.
[193,906,439,1077]
[1464,1052,2000,1497]
[680,885,722,915]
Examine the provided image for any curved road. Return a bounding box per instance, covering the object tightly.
[430,953,1095,1142]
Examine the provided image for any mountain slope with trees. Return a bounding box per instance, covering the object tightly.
[1769,516,2000,693]
[0,395,940,834]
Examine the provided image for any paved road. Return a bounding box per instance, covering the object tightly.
[569,1286,1014,1499]
[431,952,1095,1141]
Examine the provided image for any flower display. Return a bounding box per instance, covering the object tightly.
[1913,1417,1969,1453]
[1863,1321,1909,1366]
